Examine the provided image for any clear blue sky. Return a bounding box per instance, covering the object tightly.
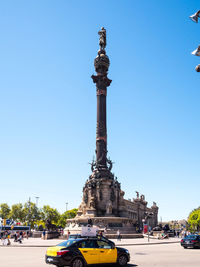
[0,0,199,221]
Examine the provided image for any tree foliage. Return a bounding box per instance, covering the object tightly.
[41,205,60,224]
[58,209,78,228]
[188,207,200,232]
[10,203,25,222]
[23,201,42,228]
[0,203,11,219]
[0,202,77,229]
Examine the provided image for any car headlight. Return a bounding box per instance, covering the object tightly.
[125,249,129,254]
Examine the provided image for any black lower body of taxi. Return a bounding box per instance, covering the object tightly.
[45,247,82,267]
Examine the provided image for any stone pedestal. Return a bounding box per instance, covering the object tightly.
[65,216,137,236]
[78,173,122,218]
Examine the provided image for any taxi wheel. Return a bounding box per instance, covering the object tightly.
[117,254,128,266]
[71,258,84,267]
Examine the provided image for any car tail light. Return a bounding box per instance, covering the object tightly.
[57,250,69,256]
[181,239,183,243]
[191,240,198,243]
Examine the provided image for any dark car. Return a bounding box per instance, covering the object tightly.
[45,236,130,267]
[181,234,200,249]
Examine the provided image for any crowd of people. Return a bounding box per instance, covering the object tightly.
[1,230,29,245]
[156,229,193,239]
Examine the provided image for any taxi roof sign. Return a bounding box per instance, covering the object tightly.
[81,226,98,237]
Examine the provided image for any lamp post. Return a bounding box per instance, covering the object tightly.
[35,196,39,207]
[27,197,31,227]
[65,202,68,212]
[143,212,154,242]
[190,10,200,23]
[189,10,200,71]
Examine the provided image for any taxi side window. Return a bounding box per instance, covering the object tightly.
[97,240,112,249]
[79,240,98,248]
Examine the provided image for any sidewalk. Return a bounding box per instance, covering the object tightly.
[0,237,181,247]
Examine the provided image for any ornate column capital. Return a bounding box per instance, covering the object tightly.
[91,74,112,87]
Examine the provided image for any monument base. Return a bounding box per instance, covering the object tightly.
[64,216,137,236]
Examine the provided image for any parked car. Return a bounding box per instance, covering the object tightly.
[45,235,130,267]
[181,234,200,249]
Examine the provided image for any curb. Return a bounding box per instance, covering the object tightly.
[0,241,180,248]
[116,241,180,246]
[0,245,49,248]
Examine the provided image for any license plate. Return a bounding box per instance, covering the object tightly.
[47,258,53,262]
[186,241,190,244]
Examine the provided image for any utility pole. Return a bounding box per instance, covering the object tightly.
[66,202,68,212]
[144,212,154,242]
[35,196,39,207]
[28,197,31,226]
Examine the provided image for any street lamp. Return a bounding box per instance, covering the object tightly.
[143,212,154,242]
[191,45,200,56]
[195,64,200,72]
[189,10,200,23]
[66,202,68,212]
[189,10,200,71]
[35,196,39,207]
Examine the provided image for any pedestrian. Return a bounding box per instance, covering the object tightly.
[20,231,23,240]
[14,232,17,242]
[117,229,121,241]
[17,232,22,243]
[173,229,176,237]
[26,231,29,239]
[42,229,46,240]
[67,230,70,240]
[7,232,11,245]
[104,227,107,236]
[60,229,63,236]
[177,230,180,238]
[1,232,6,246]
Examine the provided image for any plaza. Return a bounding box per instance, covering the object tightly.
[0,2,200,267]
[0,238,199,267]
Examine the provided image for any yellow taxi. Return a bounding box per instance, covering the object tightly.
[45,236,130,267]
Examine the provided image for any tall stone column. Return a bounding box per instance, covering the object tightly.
[91,27,112,171]
[76,27,121,219]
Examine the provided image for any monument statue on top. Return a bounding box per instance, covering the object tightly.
[98,27,107,51]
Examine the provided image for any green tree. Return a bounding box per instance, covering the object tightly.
[0,203,11,219]
[58,209,78,228]
[41,205,61,225]
[24,201,42,228]
[10,203,25,222]
[188,207,200,232]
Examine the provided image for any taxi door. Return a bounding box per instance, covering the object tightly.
[78,240,100,265]
[97,240,117,264]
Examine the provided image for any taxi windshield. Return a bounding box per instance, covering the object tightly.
[57,239,77,247]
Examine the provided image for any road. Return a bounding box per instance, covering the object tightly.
[0,243,200,267]
[127,243,200,267]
